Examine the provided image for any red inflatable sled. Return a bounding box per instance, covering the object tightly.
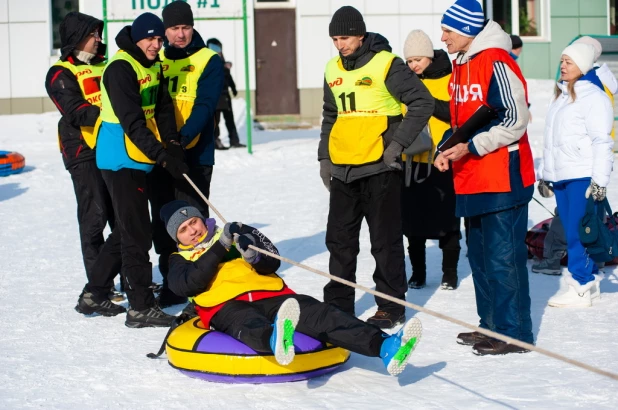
[525,217,618,266]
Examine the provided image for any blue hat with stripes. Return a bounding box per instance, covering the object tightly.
[441,0,485,37]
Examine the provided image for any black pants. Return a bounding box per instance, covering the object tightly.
[324,172,408,316]
[214,108,239,145]
[69,161,120,293]
[175,165,213,218]
[406,231,461,277]
[101,169,155,311]
[210,294,386,356]
[146,166,177,278]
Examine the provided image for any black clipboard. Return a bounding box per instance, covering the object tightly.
[437,105,498,152]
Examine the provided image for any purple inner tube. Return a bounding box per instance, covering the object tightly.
[196,330,324,354]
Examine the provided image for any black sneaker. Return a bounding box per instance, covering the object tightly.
[366,310,406,329]
[157,287,188,308]
[75,291,126,317]
[230,142,247,148]
[125,306,176,328]
[457,331,490,346]
[472,338,530,356]
[181,301,198,319]
[214,139,229,150]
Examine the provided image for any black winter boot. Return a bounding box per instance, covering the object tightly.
[407,238,426,289]
[441,248,460,290]
[125,305,176,328]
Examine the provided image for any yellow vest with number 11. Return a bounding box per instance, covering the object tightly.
[53,60,105,149]
[324,50,402,166]
[161,47,217,149]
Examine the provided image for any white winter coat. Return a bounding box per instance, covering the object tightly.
[540,79,614,187]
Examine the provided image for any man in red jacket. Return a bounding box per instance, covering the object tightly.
[434,0,535,356]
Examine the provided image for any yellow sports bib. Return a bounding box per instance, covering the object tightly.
[53,60,105,149]
[161,47,216,149]
[100,51,162,164]
[325,51,402,166]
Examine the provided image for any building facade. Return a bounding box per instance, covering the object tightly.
[0,0,614,120]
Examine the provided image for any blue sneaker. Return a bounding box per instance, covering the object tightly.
[380,317,422,376]
[270,298,300,365]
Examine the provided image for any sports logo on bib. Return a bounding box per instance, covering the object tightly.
[355,76,373,86]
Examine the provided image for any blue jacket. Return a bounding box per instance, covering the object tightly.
[163,31,224,167]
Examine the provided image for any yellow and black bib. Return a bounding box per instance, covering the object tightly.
[53,60,105,149]
[161,47,216,149]
[177,229,284,308]
[100,51,162,164]
[324,51,402,166]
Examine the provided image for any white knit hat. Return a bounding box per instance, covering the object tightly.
[573,36,602,62]
[562,43,595,75]
[403,29,434,59]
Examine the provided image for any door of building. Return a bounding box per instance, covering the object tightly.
[254,8,300,115]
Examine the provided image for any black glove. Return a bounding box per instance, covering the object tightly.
[233,90,238,97]
[166,140,185,161]
[585,179,607,202]
[383,141,403,170]
[219,222,242,248]
[319,159,332,192]
[235,234,259,264]
[537,179,554,198]
[158,152,189,180]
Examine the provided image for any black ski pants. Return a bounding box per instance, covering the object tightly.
[69,160,120,294]
[324,172,408,316]
[210,294,387,356]
[146,165,177,278]
[214,108,239,145]
[175,165,213,218]
[101,169,155,311]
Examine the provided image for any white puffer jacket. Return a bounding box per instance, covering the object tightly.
[540,79,614,187]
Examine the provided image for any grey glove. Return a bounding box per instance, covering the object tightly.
[235,234,260,264]
[537,179,554,198]
[383,141,403,171]
[319,159,332,192]
[585,179,606,201]
[219,222,242,248]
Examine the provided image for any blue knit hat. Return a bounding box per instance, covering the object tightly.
[131,12,165,43]
[441,0,485,37]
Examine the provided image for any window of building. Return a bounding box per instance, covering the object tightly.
[51,0,79,50]
[484,0,548,39]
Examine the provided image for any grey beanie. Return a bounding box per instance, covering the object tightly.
[403,29,434,59]
[160,200,204,242]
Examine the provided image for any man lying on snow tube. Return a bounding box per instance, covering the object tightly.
[0,151,25,177]
[161,200,422,382]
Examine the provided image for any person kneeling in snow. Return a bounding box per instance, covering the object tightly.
[162,200,422,376]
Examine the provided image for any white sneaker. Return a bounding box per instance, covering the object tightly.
[591,272,604,302]
[270,298,300,366]
[548,271,594,308]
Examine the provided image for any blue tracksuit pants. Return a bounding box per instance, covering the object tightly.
[553,178,597,285]
[468,205,533,343]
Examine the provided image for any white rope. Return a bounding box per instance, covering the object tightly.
[182,173,618,382]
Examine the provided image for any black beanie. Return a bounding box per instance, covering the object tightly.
[162,1,194,29]
[131,12,165,43]
[510,34,523,49]
[329,6,366,37]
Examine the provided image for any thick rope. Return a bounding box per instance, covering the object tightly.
[182,174,618,382]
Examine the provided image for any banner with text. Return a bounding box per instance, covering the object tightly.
[107,0,243,20]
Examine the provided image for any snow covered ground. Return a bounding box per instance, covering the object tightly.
[1,80,618,409]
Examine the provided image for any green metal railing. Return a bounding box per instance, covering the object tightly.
[101,0,253,153]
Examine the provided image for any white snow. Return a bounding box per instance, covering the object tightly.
[1,79,618,409]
